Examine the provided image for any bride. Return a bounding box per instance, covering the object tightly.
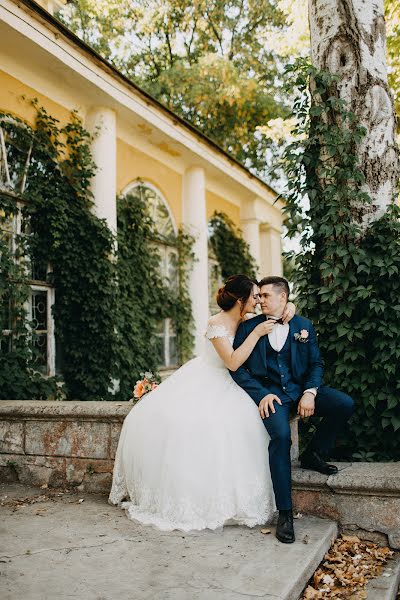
[109,274,295,531]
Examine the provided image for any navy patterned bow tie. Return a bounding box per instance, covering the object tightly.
[267,316,285,325]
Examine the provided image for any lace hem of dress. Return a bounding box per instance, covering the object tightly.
[108,449,129,505]
[109,478,275,532]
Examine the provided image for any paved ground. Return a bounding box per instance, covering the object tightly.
[0,482,337,600]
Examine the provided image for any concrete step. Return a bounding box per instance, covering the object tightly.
[0,482,337,600]
[292,462,400,549]
[365,553,400,600]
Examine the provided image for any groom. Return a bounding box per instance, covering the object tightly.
[230,276,354,544]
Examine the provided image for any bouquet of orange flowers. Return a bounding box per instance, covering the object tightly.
[132,371,160,401]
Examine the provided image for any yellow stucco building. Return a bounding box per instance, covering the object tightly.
[0,0,285,376]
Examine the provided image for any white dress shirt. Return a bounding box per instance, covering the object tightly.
[267,318,317,398]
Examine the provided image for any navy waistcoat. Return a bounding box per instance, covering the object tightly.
[265,333,302,402]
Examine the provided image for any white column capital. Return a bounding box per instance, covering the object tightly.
[260,222,282,235]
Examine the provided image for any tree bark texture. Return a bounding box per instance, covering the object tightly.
[308,0,399,226]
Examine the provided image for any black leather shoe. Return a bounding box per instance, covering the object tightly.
[300,449,338,475]
[276,509,295,544]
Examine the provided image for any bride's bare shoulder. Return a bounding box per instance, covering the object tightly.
[207,313,226,327]
[243,313,257,321]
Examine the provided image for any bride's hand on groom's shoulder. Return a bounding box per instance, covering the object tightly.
[282,302,296,324]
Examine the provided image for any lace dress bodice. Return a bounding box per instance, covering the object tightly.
[203,323,235,369]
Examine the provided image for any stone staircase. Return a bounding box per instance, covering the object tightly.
[292,461,400,550]
[1,400,399,598]
[1,481,338,600]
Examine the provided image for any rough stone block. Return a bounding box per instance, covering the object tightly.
[0,453,66,487]
[66,458,114,488]
[24,420,110,459]
[292,462,400,549]
[290,416,299,462]
[78,472,112,494]
[0,421,24,454]
[110,422,123,459]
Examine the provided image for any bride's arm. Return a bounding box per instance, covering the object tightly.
[210,320,276,372]
[210,301,297,371]
[283,301,296,324]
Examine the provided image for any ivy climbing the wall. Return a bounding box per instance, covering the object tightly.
[282,60,400,461]
[0,102,194,401]
[115,191,194,400]
[0,104,117,400]
[209,211,257,279]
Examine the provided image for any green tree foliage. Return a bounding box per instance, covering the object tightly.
[385,0,400,130]
[58,0,291,178]
[58,1,400,177]
[209,211,257,279]
[283,60,400,461]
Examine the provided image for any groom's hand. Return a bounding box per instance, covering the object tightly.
[259,394,282,419]
[298,392,315,419]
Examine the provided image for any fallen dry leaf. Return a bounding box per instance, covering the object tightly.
[260,528,271,535]
[342,535,361,544]
[301,534,393,599]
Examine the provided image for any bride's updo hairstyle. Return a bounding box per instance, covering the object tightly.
[216,274,258,313]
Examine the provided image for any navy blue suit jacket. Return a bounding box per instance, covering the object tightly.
[230,314,324,406]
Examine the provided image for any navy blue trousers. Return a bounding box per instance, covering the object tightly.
[262,385,354,510]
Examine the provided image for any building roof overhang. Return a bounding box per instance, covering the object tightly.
[0,0,284,214]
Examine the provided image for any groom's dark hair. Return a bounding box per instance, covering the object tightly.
[258,276,290,299]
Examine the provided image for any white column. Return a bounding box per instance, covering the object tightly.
[182,166,209,356]
[85,107,117,236]
[241,218,261,277]
[260,225,283,276]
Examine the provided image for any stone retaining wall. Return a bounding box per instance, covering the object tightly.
[0,400,299,494]
[292,462,400,549]
[0,401,129,493]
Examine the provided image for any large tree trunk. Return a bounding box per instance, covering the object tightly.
[308,0,399,227]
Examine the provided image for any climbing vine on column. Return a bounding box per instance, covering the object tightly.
[209,211,257,279]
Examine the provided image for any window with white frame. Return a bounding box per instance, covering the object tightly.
[123,182,179,368]
[0,116,56,376]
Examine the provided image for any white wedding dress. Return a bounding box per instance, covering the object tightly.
[109,323,275,531]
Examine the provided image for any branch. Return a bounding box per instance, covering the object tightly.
[205,9,224,55]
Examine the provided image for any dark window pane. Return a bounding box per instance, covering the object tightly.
[169,336,178,366]
[154,334,165,367]
[55,333,64,375]
[31,291,47,331]
[32,332,47,374]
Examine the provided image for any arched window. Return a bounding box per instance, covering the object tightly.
[122,181,179,368]
[0,116,55,375]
